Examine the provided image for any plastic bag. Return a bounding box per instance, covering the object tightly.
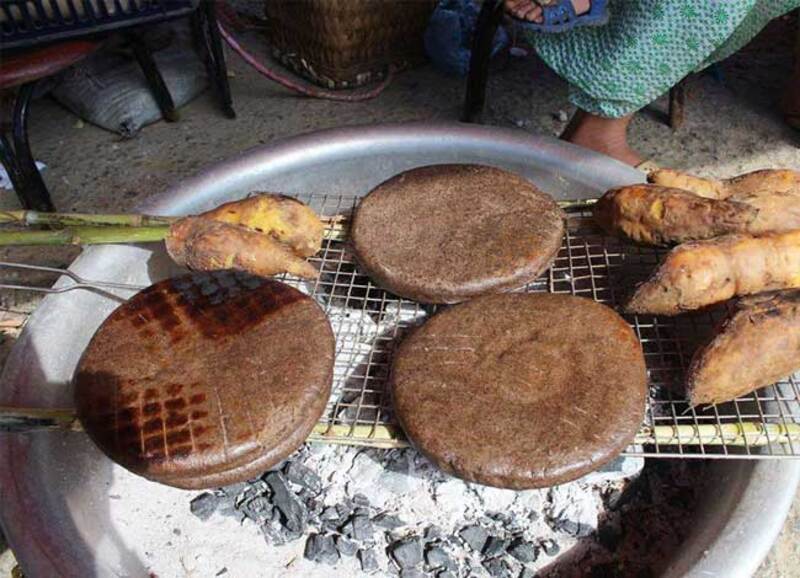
[424,0,509,77]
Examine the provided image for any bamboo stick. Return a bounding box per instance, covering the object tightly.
[4,406,799,450]
[0,210,178,228]
[0,226,170,246]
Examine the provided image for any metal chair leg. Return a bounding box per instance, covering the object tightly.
[129,31,179,123]
[193,0,235,119]
[10,82,54,212]
[461,0,504,123]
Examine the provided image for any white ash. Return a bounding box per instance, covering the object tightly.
[179,444,644,578]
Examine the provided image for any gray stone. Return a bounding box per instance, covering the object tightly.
[265,472,308,533]
[482,536,508,558]
[459,525,489,552]
[541,539,560,557]
[483,557,513,578]
[359,548,380,573]
[425,545,455,570]
[438,572,457,578]
[400,570,426,578]
[335,535,359,557]
[373,513,406,529]
[341,513,375,541]
[284,461,322,494]
[190,492,218,521]
[304,533,339,565]
[337,503,354,519]
[507,538,537,563]
[390,537,424,568]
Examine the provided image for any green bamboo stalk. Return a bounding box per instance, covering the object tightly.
[0,225,170,246]
[0,210,177,228]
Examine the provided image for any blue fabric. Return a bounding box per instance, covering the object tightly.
[424,0,510,77]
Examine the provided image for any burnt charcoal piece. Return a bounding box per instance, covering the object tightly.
[359,548,380,573]
[335,535,359,557]
[425,545,456,571]
[284,461,323,494]
[373,513,406,529]
[400,569,426,578]
[482,536,508,558]
[390,536,424,568]
[265,472,308,533]
[304,533,339,565]
[341,512,375,542]
[541,539,561,557]
[424,526,442,542]
[507,538,538,563]
[189,492,219,521]
[483,557,514,578]
[459,525,489,552]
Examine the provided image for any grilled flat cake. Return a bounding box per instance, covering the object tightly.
[390,293,647,489]
[74,271,334,489]
[351,165,565,304]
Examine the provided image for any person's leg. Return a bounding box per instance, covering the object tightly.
[560,110,641,166]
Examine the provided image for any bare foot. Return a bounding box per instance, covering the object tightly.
[561,110,643,166]
[504,0,591,23]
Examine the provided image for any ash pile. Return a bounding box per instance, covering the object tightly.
[186,443,699,577]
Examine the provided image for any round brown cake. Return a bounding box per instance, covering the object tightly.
[74,271,335,489]
[391,293,647,489]
[350,165,565,304]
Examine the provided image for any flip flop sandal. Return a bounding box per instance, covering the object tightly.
[511,0,609,33]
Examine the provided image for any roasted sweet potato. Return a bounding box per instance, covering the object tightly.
[200,193,324,257]
[625,231,800,315]
[732,190,800,234]
[649,168,800,200]
[688,290,800,406]
[166,217,318,279]
[593,185,757,245]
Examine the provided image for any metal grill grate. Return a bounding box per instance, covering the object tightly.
[283,194,800,458]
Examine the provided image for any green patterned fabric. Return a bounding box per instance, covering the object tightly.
[527,0,800,117]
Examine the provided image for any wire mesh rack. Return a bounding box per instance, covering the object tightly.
[280,193,800,459]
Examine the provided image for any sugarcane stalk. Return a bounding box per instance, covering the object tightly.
[0,210,178,228]
[0,226,170,246]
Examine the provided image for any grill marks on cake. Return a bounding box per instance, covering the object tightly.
[77,370,213,464]
[121,272,304,343]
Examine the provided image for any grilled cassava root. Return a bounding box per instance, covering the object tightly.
[166,194,323,279]
[688,290,800,406]
[625,231,800,315]
[594,183,800,245]
[648,168,800,199]
[593,185,757,245]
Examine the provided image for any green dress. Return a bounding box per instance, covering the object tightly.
[527,0,800,117]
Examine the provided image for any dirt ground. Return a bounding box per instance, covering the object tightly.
[1,13,799,578]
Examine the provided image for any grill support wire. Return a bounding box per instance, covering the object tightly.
[2,196,800,457]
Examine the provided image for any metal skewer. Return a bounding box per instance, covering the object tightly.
[0,262,147,294]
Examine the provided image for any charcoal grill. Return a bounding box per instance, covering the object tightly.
[1,123,798,577]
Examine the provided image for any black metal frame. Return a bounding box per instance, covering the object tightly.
[461,0,687,130]
[0,0,235,210]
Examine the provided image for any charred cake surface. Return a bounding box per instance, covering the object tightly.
[75,271,334,489]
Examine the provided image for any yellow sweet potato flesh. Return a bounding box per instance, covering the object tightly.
[200,193,324,258]
[593,184,757,245]
[166,217,317,279]
[688,290,800,406]
[625,230,800,315]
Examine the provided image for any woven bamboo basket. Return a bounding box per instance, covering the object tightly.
[264,0,438,89]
